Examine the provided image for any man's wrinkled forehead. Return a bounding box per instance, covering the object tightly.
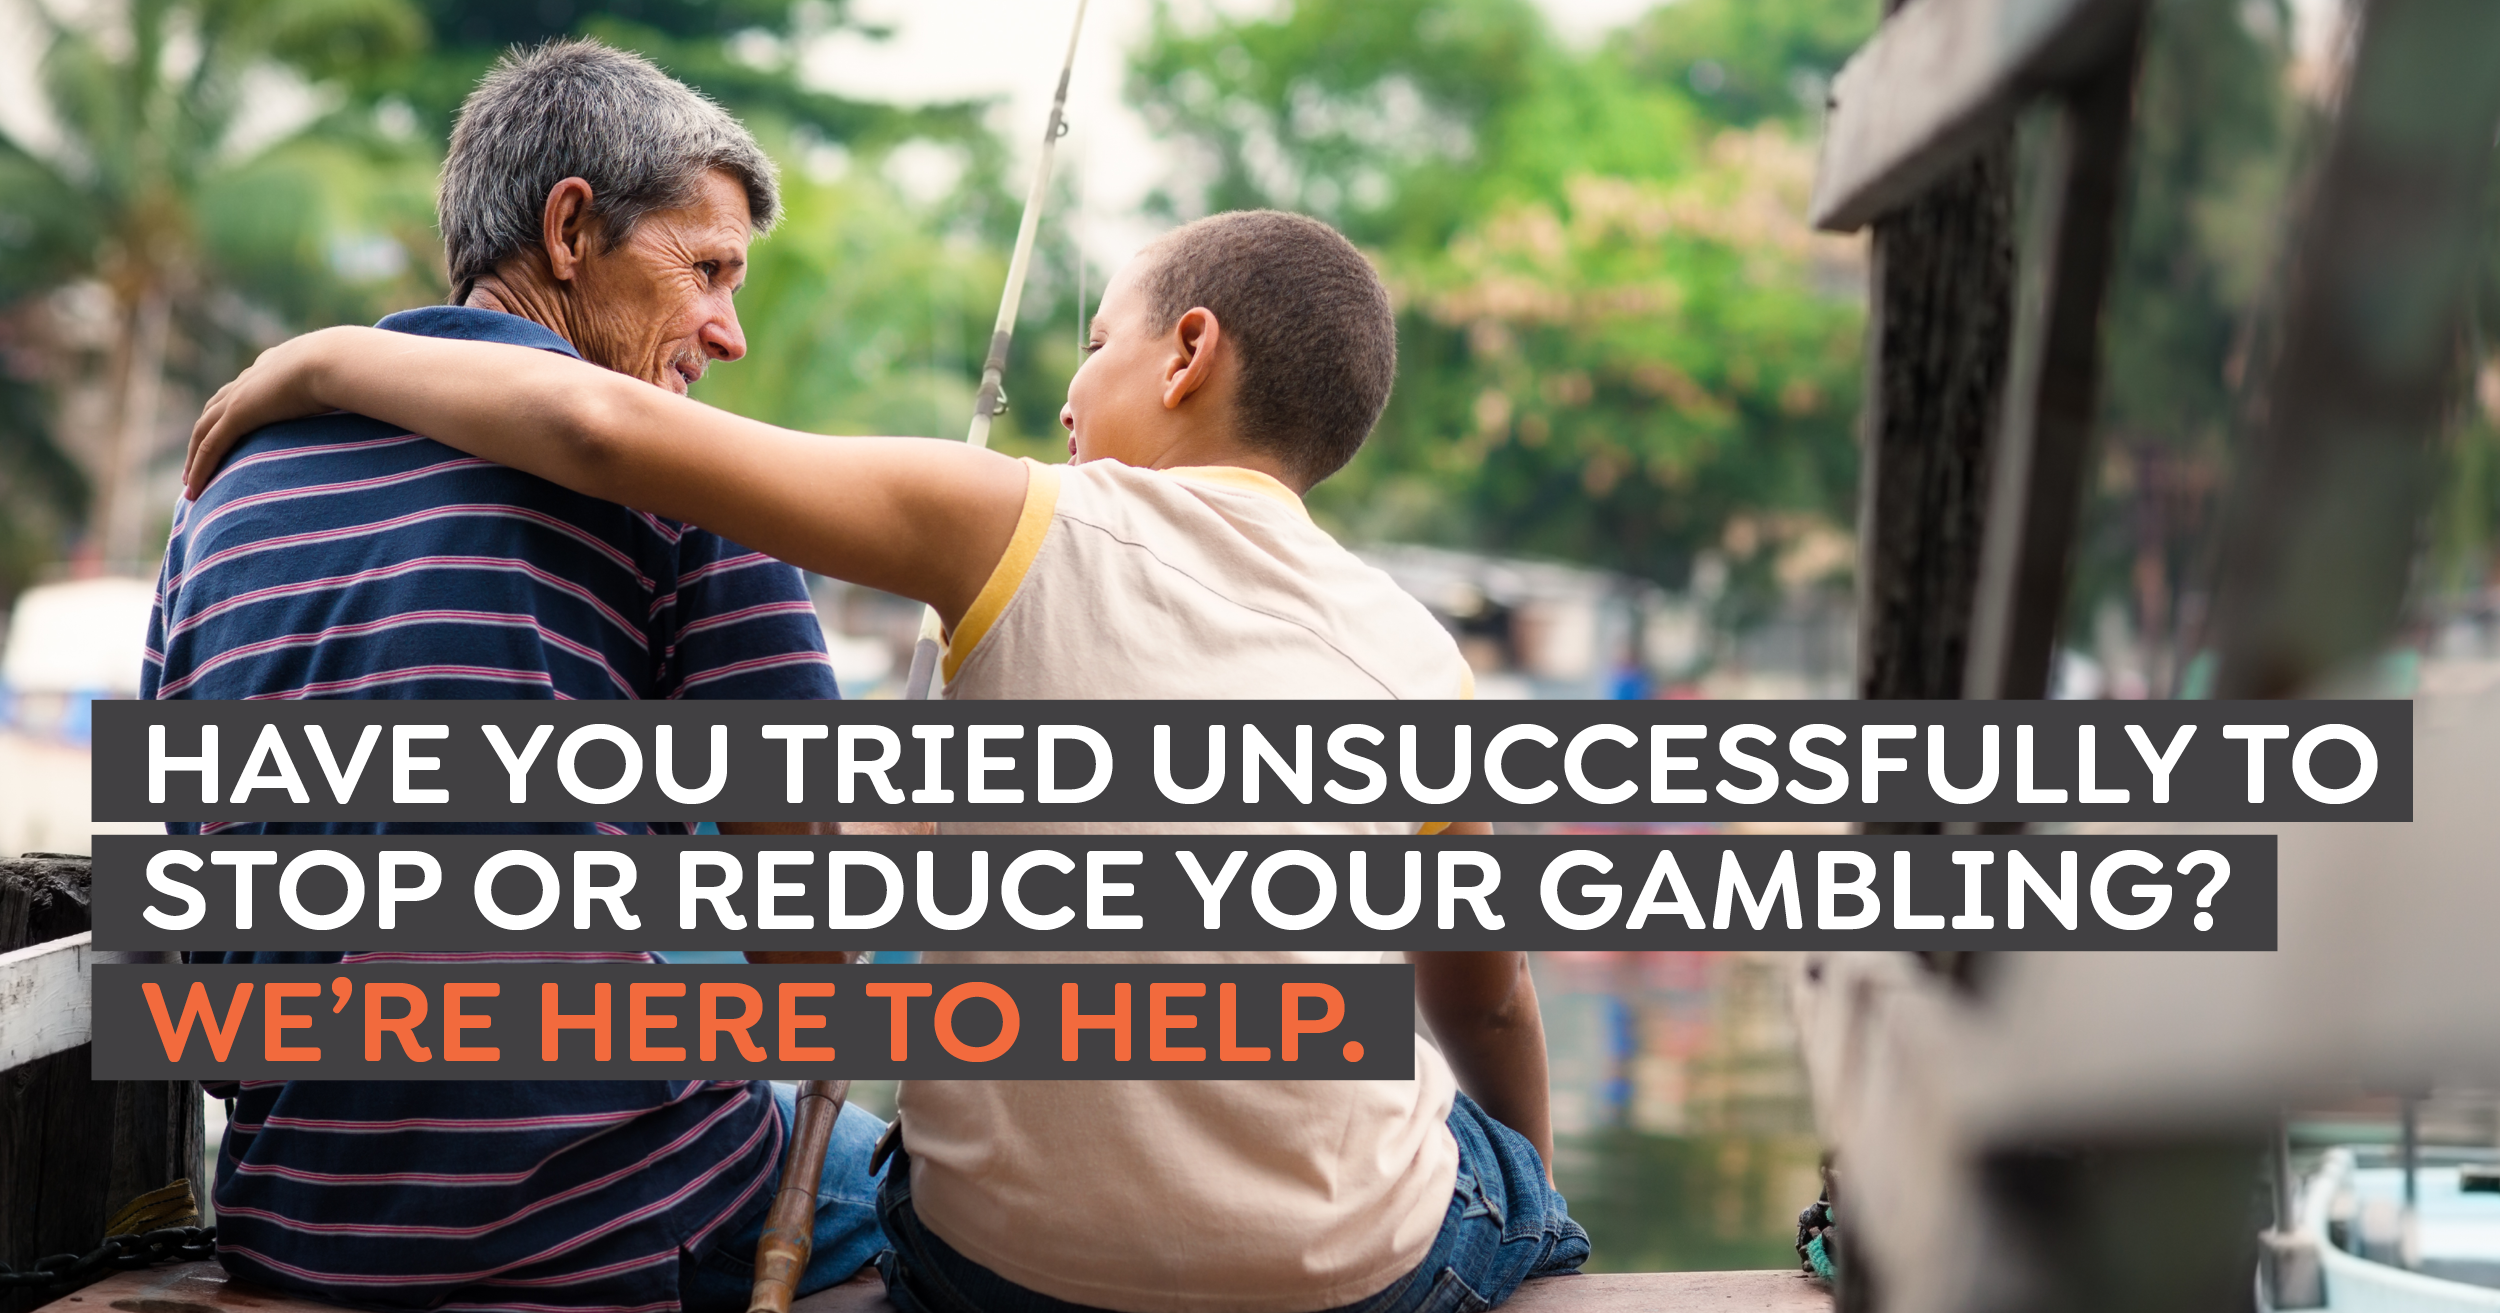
[631,170,754,279]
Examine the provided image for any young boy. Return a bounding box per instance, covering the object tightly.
[185,209,1588,1313]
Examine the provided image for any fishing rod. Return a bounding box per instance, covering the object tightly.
[746,1078,851,1313]
[743,17,1095,1298]
[902,0,1093,700]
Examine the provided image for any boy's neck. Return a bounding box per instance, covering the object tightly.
[1124,435,1306,494]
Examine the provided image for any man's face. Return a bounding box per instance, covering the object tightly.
[568,169,753,394]
[1060,253,1174,465]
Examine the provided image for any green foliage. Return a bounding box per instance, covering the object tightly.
[2426,146,2500,604]
[353,0,973,151]
[197,134,448,328]
[1614,0,1873,129]
[416,0,805,47]
[0,0,1895,626]
[701,164,987,435]
[2061,0,2298,679]
[2096,0,2292,445]
[0,0,439,580]
[695,136,1087,469]
[0,0,992,596]
[0,371,87,605]
[262,0,432,82]
[1131,0,1873,592]
[1130,0,1548,244]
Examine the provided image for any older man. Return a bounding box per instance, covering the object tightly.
[143,42,879,1313]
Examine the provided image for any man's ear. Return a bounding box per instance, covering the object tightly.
[541,177,599,284]
[1160,307,1224,411]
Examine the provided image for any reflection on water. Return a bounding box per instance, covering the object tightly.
[1536,951,1820,1273]
[822,950,1825,1275]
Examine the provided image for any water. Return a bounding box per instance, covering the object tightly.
[1536,951,1820,1273]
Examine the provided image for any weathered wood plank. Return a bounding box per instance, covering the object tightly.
[789,1270,1837,1313]
[1961,11,2143,700]
[0,933,94,1069]
[45,1264,1835,1313]
[1852,135,2013,719]
[1810,0,2143,231]
[4,855,201,1313]
[0,854,91,950]
[1507,1271,1834,1311]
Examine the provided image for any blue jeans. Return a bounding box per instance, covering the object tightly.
[681,1083,890,1313]
[875,1091,1589,1313]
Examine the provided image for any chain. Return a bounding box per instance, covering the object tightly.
[1794,1158,1840,1284]
[0,1226,218,1296]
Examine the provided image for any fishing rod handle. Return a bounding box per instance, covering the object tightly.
[903,634,942,700]
[746,1079,853,1313]
[903,602,946,699]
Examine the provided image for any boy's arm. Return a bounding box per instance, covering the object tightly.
[185,326,1024,627]
[1414,949,1557,1180]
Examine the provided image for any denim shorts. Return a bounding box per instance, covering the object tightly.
[875,1091,1589,1313]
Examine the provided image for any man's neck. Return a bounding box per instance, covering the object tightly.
[463,272,579,348]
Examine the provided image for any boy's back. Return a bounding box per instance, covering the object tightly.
[943,457,1470,704]
[914,455,1476,1311]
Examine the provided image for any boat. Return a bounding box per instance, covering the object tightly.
[2276,1147,2500,1311]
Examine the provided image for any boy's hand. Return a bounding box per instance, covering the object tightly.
[1414,949,1556,1181]
[185,326,372,496]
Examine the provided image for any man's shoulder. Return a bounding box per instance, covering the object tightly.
[198,410,656,533]
[225,409,411,458]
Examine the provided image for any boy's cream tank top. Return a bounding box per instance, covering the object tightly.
[908,458,1473,1313]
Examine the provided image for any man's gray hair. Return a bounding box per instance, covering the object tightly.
[439,39,780,291]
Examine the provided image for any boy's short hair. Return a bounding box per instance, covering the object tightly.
[1140,211,1396,487]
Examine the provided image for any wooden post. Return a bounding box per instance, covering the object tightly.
[1848,0,2016,838]
[1,854,203,1313]
[1819,0,2147,834]
[1962,8,2144,700]
[1853,130,2015,715]
[2204,0,2500,697]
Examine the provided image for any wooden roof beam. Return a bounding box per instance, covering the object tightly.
[1811,0,2146,233]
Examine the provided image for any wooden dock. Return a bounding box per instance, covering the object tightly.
[40,1263,1834,1313]
[1,855,200,1313]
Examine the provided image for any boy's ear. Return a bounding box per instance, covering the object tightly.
[1160,307,1224,411]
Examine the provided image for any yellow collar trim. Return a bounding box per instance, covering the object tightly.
[1163,465,1312,523]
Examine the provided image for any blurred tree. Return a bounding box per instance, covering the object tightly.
[2061,0,2296,695]
[695,160,1033,445]
[0,369,87,607]
[1131,0,1872,611]
[0,0,433,576]
[2416,47,2500,636]
[1616,0,1873,130]
[348,0,979,158]
[689,109,1094,465]
[0,0,1000,602]
[320,0,1035,455]
[1130,0,1546,248]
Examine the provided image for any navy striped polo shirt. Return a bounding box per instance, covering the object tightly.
[143,305,839,1311]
